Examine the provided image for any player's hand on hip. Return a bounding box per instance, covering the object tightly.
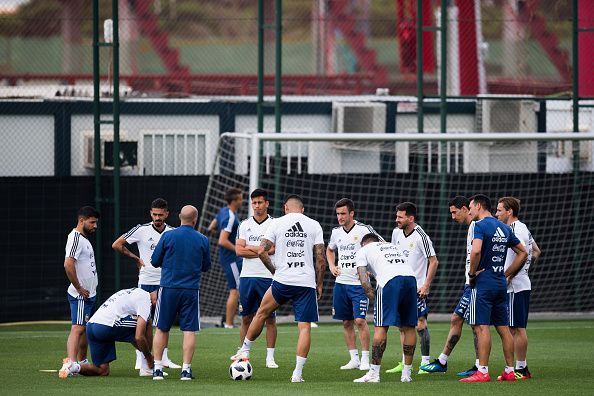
[77,287,90,299]
[329,265,341,277]
[136,258,145,269]
[418,284,430,299]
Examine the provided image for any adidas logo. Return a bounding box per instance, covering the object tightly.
[285,222,307,237]
[492,227,508,243]
[148,237,154,241]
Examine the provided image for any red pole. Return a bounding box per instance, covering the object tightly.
[579,0,594,96]
[456,0,479,94]
[422,0,435,73]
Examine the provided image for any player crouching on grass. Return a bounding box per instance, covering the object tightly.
[59,288,156,378]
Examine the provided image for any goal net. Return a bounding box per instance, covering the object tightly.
[199,132,594,321]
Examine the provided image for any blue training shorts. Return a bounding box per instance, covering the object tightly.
[374,276,417,328]
[239,277,275,317]
[417,296,429,318]
[508,290,530,328]
[332,283,369,321]
[87,322,135,366]
[468,287,508,326]
[271,281,319,323]
[68,294,97,326]
[454,284,472,320]
[155,287,200,332]
[221,261,242,290]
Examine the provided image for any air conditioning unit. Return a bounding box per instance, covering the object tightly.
[83,131,138,170]
[466,99,538,173]
[332,102,387,133]
[546,124,594,173]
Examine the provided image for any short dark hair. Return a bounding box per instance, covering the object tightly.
[448,195,470,210]
[151,198,168,210]
[396,201,417,219]
[361,232,380,245]
[498,196,521,217]
[284,194,304,205]
[470,194,492,212]
[78,206,100,219]
[224,188,243,204]
[250,188,269,201]
[334,198,355,213]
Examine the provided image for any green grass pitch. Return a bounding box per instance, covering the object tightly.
[1,320,592,395]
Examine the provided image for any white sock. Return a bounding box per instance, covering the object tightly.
[516,360,526,369]
[293,356,307,378]
[349,349,360,362]
[140,354,150,369]
[135,350,143,368]
[475,358,480,367]
[267,348,275,360]
[401,353,405,364]
[242,338,253,351]
[421,355,430,365]
[403,364,412,378]
[361,350,370,364]
[478,365,488,374]
[438,353,449,365]
[154,360,163,371]
[163,347,170,362]
[370,364,380,376]
[182,363,191,371]
[505,365,514,374]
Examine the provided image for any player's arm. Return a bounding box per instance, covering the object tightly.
[531,240,541,265]
[133,316,154,369]
[357,266,375,301]
[112,236,144,269]
[504,243,528,280]
[218,230,236,252]
[64,257,90,298]
[257,238,276,275]
[206,218,217,235]
[236,238,259,258]
[418,255,439,299]
[314,243,327,300]
[326,246,340,277]
[468,239,484,286]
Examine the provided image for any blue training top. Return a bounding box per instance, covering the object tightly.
[151,225,211,290]
[215,206,240,265]
[472,216,521,291]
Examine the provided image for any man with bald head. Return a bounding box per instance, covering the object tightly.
[150,205,211,381]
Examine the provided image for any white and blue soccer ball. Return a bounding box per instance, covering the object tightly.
[229,360,253,380]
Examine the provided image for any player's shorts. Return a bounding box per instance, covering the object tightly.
[454,284,472,320]
[332,283,369,321]
[508,290,530,328]
[220,261,242,290]
[86,322,135,366]
[417,296,429,318]
[68,294,97,326]
[271,281,319,323]
[154,287,200,332]
[139,284,160,293]
[374,276,417,328]
[239,277,275,317]
[468,287,508,326]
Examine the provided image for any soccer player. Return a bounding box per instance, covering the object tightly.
[235,188,278,368]
[58,288,156,378]
[327,198,379,371]
[230,194,326,383]
[151,205,211,381]
[208,188,244,328]
[61,206,100,375]
[420,196,481,376]
[496,196,541,380]
[386,202,438,375]
[353,234,417,383]
[460,194,528,383]
[112,198,180,373]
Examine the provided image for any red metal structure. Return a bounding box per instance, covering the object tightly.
[396,0,435,74]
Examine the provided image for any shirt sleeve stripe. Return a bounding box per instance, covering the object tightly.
[416,227,433,257]
[69,233,80,258]
[123,224,143,240]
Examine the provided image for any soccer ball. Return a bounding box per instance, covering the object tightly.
[229,360,253,380]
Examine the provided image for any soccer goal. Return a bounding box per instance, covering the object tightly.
[199,131,594,322]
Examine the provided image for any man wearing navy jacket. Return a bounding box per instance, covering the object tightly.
[150,205,211,381]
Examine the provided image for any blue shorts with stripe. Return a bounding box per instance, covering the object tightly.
[68,294,97,326]
[332,283,369,321]
[154,287,200,332]
[221,261,242,290]
[271,281,319,323]
[417,296,429,318]
[87,322,135,366]
[374,276,417,328]
[454,284,472,320]
[239,277,275,317]
[468,287,508,326]
[508,290,530,328]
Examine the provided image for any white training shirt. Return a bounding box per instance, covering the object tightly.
[89,288,151,328]
[505,220,534,293]
[263,212,324,288]
[65,229,98,298]
[123,222,175,285]
[355,242,415,288]
[391,225,436,288]
[464,221,476,285]
[328,221,382,286]
[237,215,274,278]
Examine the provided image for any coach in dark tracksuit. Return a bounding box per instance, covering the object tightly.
[150,205,211,381]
